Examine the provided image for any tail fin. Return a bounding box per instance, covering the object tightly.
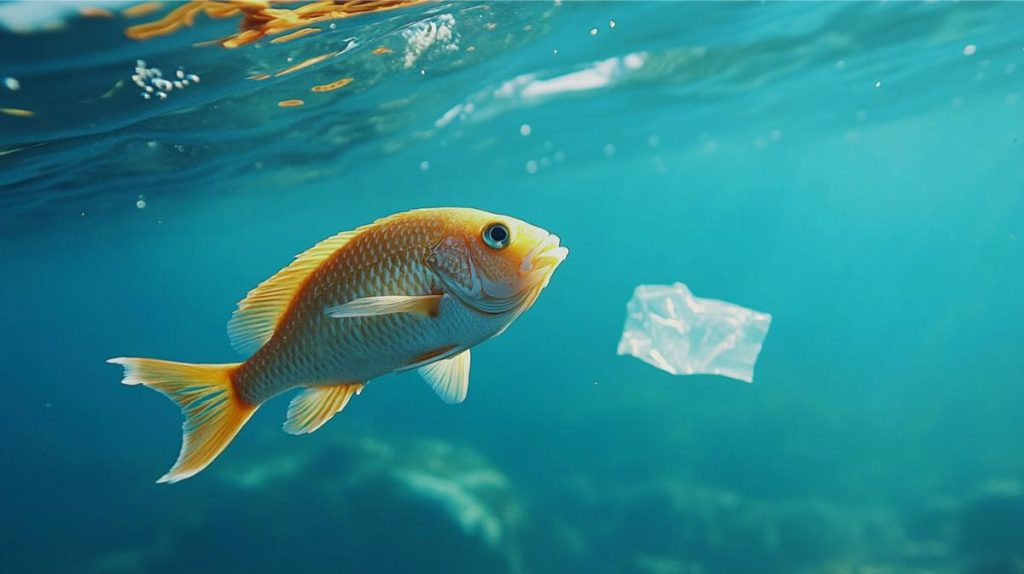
[107,357,255,483]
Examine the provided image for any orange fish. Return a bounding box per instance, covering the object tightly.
[109,208,568,483]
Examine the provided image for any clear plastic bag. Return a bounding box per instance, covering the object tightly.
[617,283,772,383]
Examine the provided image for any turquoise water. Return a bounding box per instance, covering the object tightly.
[2,1,1023,572]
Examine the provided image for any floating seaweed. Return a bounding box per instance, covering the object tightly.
[121,2,164,19]
[274,53,334,77]
[124,1,426,48]
[80,7,115,19]
[1,108,35,118]
[269,26,322,44]
[311,77,353,92]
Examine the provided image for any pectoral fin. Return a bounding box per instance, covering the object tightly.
[418,350,471,404]
[283,382,364,435]
[326,295,442,319]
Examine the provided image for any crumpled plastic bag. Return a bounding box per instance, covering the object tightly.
[616,283,772,383]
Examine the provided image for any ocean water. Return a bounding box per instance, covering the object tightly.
[2,1,1023,573]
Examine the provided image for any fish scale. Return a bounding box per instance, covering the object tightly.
[237,216,455,403]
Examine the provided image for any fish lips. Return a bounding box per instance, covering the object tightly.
[520,233,568,289]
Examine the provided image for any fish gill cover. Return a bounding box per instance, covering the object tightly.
[1,2,1023,574]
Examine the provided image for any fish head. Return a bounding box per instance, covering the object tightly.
[427,209,568,315]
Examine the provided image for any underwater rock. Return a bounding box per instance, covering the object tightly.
[617,283,771,383]
[207,432,526,574]
[523,476,953,574]
[958,481,1024,571]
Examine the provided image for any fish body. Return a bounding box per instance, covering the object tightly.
[109,207,567,483]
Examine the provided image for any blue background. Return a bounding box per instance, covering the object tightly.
[1,2,1022,572]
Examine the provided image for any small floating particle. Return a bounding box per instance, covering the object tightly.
[136,195,147,209]
[311,77,353,92]
[963,44,977,56]
[122,2,163,18]
[4,77,19,91]
[609,19,616,28]
[603,143,616,156]
[520,123,532,136]
[80,7,114,18]
[419,161,430,171]
[590,27,598,36]
[485,22,496,31]
[1,108,34,117]
[372,46,392,55]
[875,80,882,88]
[270,27,321,44]
[525,160,539,174]
[248,73,271,81]
[278,99,305,107]
[552,48,558,55]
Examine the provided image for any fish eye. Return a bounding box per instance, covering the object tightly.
[482,222,511,249]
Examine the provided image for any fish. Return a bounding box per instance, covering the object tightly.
[108,207,568,483]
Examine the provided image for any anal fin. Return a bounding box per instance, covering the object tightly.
[283,382,364,435]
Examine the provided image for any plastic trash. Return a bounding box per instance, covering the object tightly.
[617,282,771,383]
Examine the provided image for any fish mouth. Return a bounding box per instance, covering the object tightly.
[520,233,569,282]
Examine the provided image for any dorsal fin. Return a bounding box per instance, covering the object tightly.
[227,229,360,355]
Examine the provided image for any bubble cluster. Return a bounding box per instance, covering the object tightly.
[132,60,200,100]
